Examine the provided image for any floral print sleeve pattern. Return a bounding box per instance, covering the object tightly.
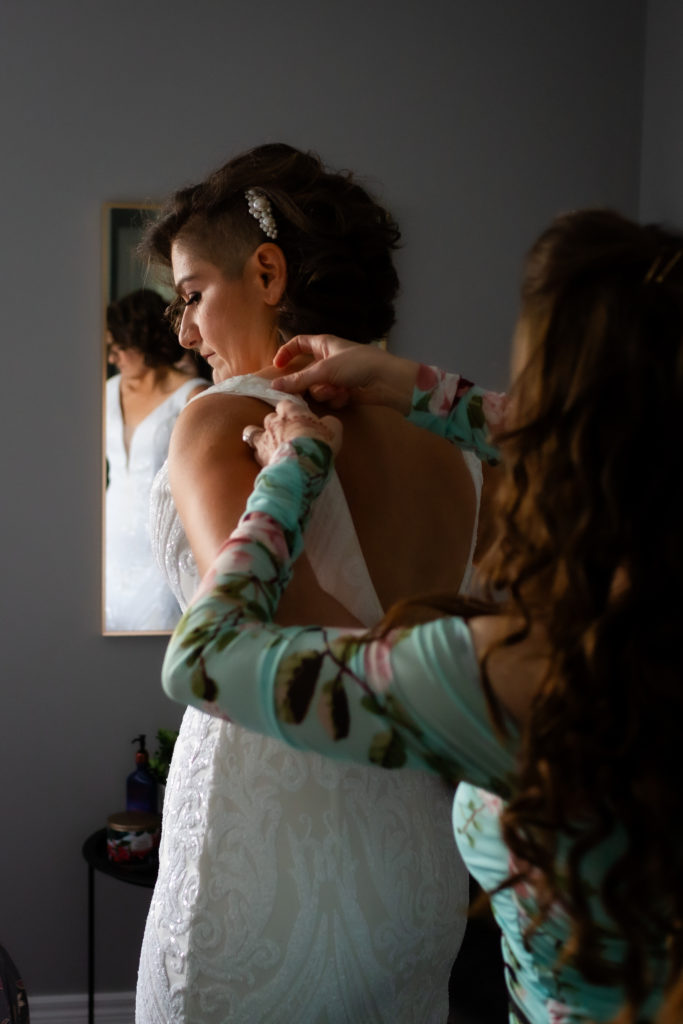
[407,363,507,465]
[162,437,516,797]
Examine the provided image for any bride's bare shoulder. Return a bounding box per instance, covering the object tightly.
[171,389,271,455]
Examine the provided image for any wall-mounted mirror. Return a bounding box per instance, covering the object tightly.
[102,203,210,635]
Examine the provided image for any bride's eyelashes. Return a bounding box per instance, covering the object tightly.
[164,296,184,333]
[184,292,201,307]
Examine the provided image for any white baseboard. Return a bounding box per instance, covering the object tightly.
[29,991,135,1024]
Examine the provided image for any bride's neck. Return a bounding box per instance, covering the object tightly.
[121,366,172,394]
[256,353,313,382]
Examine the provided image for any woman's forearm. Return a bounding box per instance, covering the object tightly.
[161,437,332,706]
[408,364,507,465]
[161,429,515,793]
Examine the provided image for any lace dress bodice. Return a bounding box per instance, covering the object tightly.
[137,374,475,1024]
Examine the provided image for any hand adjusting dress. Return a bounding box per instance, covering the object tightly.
[136,374,477,1024]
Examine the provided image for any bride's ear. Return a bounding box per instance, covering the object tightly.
[250,243,287,306]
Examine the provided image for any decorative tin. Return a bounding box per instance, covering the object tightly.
[106,811,161,865]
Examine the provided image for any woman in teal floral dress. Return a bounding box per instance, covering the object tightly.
[160,209,683,1023]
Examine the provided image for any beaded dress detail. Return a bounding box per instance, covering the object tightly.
[137,374,474,1024]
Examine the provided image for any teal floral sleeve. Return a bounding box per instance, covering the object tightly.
[162,436,516,796]
[407,364,507,465]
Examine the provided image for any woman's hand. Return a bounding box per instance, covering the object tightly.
[272,335,419,413]
[243,399,343,467]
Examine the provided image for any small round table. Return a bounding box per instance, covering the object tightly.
[81,830,158,1024]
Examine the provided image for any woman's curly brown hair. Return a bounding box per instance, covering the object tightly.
[479,209,683,1022]
[141,142,401,344]
[372,209,683,1020]
[106,288,183,368]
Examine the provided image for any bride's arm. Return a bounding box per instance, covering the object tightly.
[167,393,360,626]
[168,393,264,576]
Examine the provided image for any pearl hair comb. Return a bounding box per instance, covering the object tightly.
[245,189,278,239]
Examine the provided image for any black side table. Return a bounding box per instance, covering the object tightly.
[81,830,158,1024]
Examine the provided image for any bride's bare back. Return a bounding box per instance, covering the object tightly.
[331,403,477,609]
[169,379,477,629]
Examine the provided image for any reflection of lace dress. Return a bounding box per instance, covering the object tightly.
[105,374,206,632]
[137,375,478,1024]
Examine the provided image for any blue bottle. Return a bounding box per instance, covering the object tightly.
[127,734,158,814]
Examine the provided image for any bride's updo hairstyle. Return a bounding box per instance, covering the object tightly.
[143,142,401,344]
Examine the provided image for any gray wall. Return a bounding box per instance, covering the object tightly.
[1,0,646,996]
[640,0,683,223]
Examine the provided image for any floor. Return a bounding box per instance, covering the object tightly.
[448,880,509,1023]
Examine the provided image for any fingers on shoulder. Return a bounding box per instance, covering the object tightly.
[276,333,344,365]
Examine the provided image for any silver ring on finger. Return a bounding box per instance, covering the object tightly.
[242,425,263,448]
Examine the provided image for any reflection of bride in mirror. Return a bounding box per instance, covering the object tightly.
[105,289,207,632]
[136,144,477,1023]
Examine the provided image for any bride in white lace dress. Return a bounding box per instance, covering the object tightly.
[105,289,207,632]
[137,144,478,1023]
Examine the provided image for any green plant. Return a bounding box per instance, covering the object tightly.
[148,728,179,785]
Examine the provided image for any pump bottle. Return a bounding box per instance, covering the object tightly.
[127,734,157,814]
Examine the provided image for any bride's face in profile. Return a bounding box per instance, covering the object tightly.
[171,239,280,383]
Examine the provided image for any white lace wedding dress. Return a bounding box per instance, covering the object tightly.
[105,373,206,632]
[137,375,478,1024]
